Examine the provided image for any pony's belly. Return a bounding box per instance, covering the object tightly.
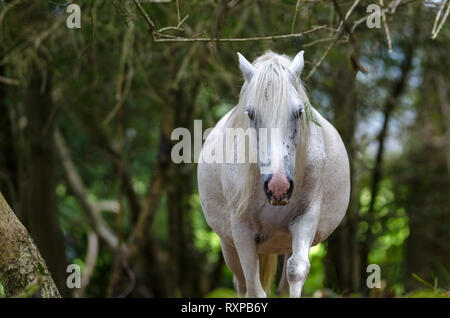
[257,231,292,254]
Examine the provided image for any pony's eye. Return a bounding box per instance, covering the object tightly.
[292,108,304,120]
[245,109,255,121]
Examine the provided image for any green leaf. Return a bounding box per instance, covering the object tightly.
[411,273,435,290]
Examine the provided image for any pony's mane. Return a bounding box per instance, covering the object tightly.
[227,51,312,215]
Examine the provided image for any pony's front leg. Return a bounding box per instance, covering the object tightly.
[276,253,290,295]
[232,221,266,298]
[220,241,246,296]
[288,200,321,298]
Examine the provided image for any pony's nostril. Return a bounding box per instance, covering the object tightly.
[287,179,294,197]
[263,174,272,194]
[264,179,270,192]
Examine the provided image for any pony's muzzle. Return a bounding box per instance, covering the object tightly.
[263,174,294,206]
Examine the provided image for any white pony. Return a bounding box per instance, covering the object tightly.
[197,51,350,297]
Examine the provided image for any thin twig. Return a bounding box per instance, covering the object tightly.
[153,25,326,42]
[132,0,155,40]
[176,14,189,28]
[389,0,402,14]
[291,0,302,34]
[176,0,181,23]
[431,0,447,34]
[302,36,349,48]
[104,7,135,126]
[333,0,367,73]
[156,15,188,34]
[431,0,450,40]
[379,0,392,52]
[33,16,65,51]
[157,26,184,33]
[154,32,185,39]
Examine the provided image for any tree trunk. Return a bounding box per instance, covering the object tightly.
[0,66,19,211]
[167,164,199,296]
[403,70,450,291]
[166,79,203,296]
[436,75,450,175]
[0,192,60,298]
[324,48,360,293]
[23,62,67,294]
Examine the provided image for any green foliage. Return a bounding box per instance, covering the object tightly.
[303,243,327,296]
[406,273,449,298]
[204,288,237,298]
[407,289,450,298]
[190,194,221,263]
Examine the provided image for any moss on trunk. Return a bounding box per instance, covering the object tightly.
[0,193,61,298]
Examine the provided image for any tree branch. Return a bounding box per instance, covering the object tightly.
[0,75,20,86]
[153,25,327,42]
[306,0,362,80]
[291,0,302,34]
[133,0,326,43]
[73,231,99,298]
[431,0,450,39]
[379,0,392,52]
[54,129,124,252]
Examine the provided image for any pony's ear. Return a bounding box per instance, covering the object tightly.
[289,50,304,78]
[237,52,255,82]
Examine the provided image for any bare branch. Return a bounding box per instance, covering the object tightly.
[379,0,392,52]
[95,200,120,213]
[133,0,327,44]
[351,0,420,33]
[157,26,184,33]
[132,0,156,39]
[431,0,450,40]
[0,75,20,86]
[291,0,302,34]
[176,0,181,23]
[103,10,135,126]
[73,232,99,298]
[177,14,189,28]
[54,129,125,252]
[32,16,65,51]
[389,0,402,14]
[0,0,23,44]
[306,0,362,80]
[153,25,326,42]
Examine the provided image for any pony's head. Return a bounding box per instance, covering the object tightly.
[235,51,309,206]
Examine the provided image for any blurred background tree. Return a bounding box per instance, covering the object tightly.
[0,0,448,298]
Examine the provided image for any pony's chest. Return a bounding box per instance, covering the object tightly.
[257,230,293,254]
[252,197,309,253]
[256,194,308,228]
